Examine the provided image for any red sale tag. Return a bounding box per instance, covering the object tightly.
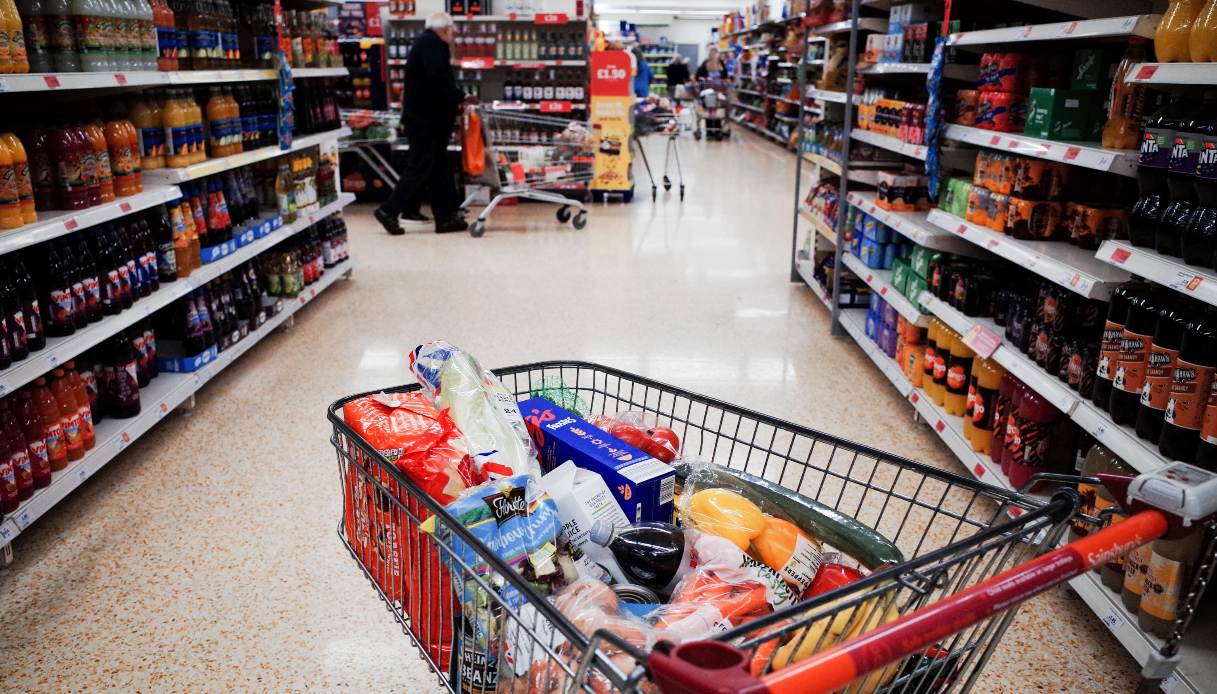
[1110,247,1131,264]
[956,223,967,234]
[973,463,986,478]
[64,217,78,230]
[1064,146,1081,161]
[989,135,1000,146]
[535,12,568,23]
[880,286,888,295]
[539,100,573,113]
[934,420,945,433]
[910,392,920,404]
[114,73,127,85]
[120,201,131,212]
[43,75,61,88]
[986,238,999,249]
[508,12,517,19]
[1188,276,1203,291]
[1134,65,1158,81]
[866,274,874,283]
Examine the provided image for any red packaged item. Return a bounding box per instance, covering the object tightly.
[976,91,1027,132]
[341,391,479,670]
[956,89,979,125]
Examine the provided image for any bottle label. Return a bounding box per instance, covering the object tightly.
[14,160,31,201]
[74,16,108,52]
[95,149,112,184]
[49,287,73,324]
[1141,552,1186,621]
[1198,135,1217,180]
[255,35,274,61]
[1169,131,1203,175]
[50,16,74,52]
[28,438,49,475]
[1141,126,1174,169]
[0,460,14,490]
[947,358,971,395]
[1141,344,1180,410]
[56,157,83,189]
[1200,380,1217,445]
[922,343,936,379]
[221,32,239,60]
[1114,329,1152,394]
[157,25,177,57]
[175,27,190,58]
[62,412,81,445]
[79,149,96,186]
[112,17,129,50]
[141,20,157,52]
[167,125,192,157]
[44,422,64,457]
[78,404,94,439]
[0,162,19,206]
[24,299,41,337]
[1166,358,1215,430]
[24,17,48,52]
[11,449,30,480]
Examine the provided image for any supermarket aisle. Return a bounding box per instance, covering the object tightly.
[0,130,1137,692]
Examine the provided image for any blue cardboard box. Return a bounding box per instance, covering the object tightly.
[157,345,219,373]
[200,239,237,265]
[519,397,675,524]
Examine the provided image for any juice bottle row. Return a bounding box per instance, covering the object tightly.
[156,259,260,356]
[258,215,345,297]
[132,85,279,168]
[293,79,341,135]
[283,9,340,69]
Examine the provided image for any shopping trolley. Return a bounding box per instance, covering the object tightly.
[462,106,593,238]
[694,77,731,141]
[328,362,1217,694]
[340,109,402,189]
[632,99,684,201]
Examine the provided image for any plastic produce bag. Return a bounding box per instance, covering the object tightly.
[410,341,543,480]
[585,410,681,462]
[528,376,590,418]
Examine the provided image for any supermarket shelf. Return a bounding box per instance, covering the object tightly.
[390,13,588,22]
[1126,62,1217,85]
[943,124,1139,177]
[0,256,353,546]
[808,17,887,35]
[800,207,837,245]
[1069,570,1213,694]
[851,128,927,160]
[735,118,791,147]
[794,255,833,311]
[453,58,587,69]
[908,387,1028,495]
[142,127,352,183]
[842,252,926,325]
[291,67,351,78]
[858,63,979,81]
[774,95,799,106]
[918,292,1080,414]
[0,193,355,398]
[0,68,304,92]
[723,13,806,38]
[845,192,977,253]
[947,15,1158,47]
[806,88,853,104]
[490,100,586,112]
[733,101,766,114]
[1071,400,1177,474]
[0,185,181,257]
[734,87,765,97]
[802,151,842,175]
[838,308,915,398]
[774,113,800,124]
[1096,240,1217,308]
[925,209,1130,299]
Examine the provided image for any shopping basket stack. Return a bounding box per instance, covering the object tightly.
[329,360,1217,694]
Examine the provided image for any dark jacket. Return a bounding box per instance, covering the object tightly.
[666,60,690,87]
[401,28,465,135]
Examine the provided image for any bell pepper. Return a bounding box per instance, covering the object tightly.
[685,488,765,550]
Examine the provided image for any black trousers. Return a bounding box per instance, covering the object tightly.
[387,121,459,219]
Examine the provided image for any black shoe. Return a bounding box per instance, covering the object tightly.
[374,206,404,235]
[401,210,430,225]
[435,215,469,233]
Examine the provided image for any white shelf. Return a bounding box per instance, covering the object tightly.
[0,193,355,398]
[795,255,833,311]
[0,68,319,92]
[842,252,926,326]
[808,18,888,35]
[1096,240,1217,308]
[851,128,927,160]
[391,13,588,22]
[799,207,837,245]
[453,58,587,69]
[1069,569,1213,694]
[291,67,351,78]
[943,124,1139,178]
[806,88,853,104]
[838,308,915,398]
[143,128,352,183]
[733,87,764,97]
[1125,62,1217,85]
[774,113,800,124]
[0,185,181,257]
[925,209,1130,299]
[733,101,766,114]
[947,15,1158,47]
[918,292,1080,414]
[802,151,842,175]
[845,192,977,253]
[1070,401,1178,475]
[735,118,791,147]
[859,62,980,80]
[0,257,352,546]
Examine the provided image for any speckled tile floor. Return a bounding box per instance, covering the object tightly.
[0,131,1140,692]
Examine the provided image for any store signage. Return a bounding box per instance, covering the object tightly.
[591,50,633,192]
[536,13,568,24]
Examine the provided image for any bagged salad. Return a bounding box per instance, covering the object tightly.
[410,341,543,480]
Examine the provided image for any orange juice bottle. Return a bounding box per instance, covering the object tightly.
[131,94,166,170]
[0,136,21,229]
[2,133,35,223]
[163,89,189,167]
[122,117,142,192]
[206,88,226,157]
[105,114,136,196]
[1,0,27,73]
[1193,0,1217,61]
[187,90,205,163]
[1158,0,1205,62]
[0,0,13,73]
[84,119,115,203]
[226,87,241,154]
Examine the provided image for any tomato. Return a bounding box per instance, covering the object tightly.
[610,424,649,450]
[647,426,680,453]
[801,563,865,600]
[641,438,676,462]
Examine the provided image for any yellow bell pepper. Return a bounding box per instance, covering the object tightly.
[685,488,765,550]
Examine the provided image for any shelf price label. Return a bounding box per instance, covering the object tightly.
[972,463,986,478]
[15,509,32,529]
[535,12,568,24]
[539,100,573,113]
[962,323,1001,358]
[909,392,920,404]
[934,420,945,433]
[1064,146,1081,162]
[1134,64,1159,81]
[114,73,128,85]
[42,75,61,88]
[1109,246,1131,264]
[120,201,132,212]
[1167,270,1203,293]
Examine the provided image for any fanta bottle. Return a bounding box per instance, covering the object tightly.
[2,133,36,223]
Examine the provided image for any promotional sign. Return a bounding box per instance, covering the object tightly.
[590,50,633,192]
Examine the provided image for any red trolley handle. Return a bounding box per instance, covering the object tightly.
[647,509,1169,694]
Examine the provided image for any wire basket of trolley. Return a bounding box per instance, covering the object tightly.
[328,355,1217,694]
[459,105,593,237]
[632,98,684,201]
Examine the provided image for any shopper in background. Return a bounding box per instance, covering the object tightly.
[632,45,653,98]
[696,48,725,80]
[666,55,691,98]
[374,11,469,235]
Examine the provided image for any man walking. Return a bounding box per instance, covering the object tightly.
[375,12,469,235]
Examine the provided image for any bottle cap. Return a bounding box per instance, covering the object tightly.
[588,518,616,546]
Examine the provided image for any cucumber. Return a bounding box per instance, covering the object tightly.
[674,462,904,570]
